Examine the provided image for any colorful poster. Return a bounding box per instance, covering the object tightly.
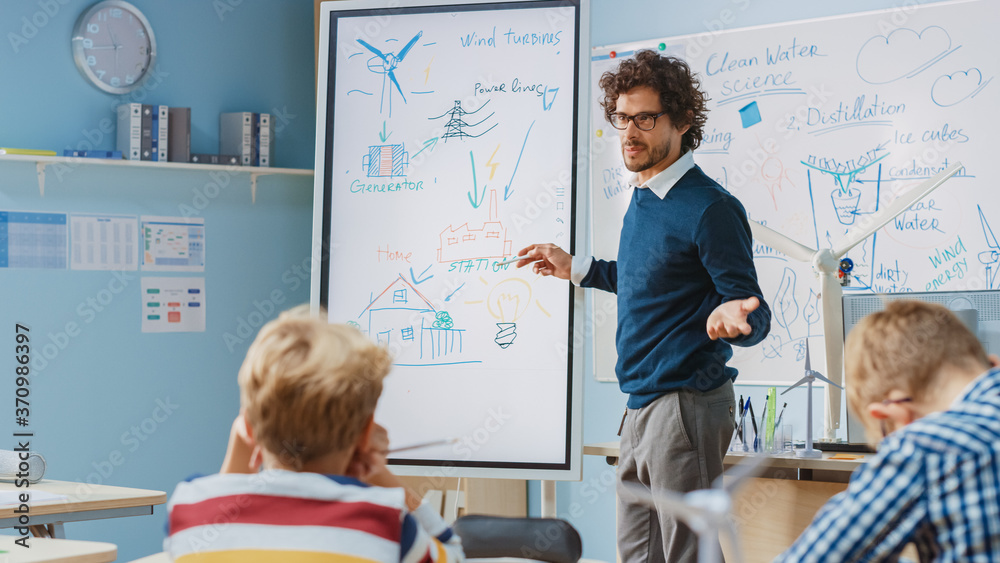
[140,216,205,272]
[0,210,68,269]
[141,277,206,333]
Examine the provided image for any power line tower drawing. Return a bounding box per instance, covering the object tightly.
[429,100,497,141]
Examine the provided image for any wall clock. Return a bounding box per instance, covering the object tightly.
[72,1,157,95]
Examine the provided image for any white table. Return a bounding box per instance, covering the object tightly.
[126,553,169,563]
[0,535,116,563]
[0,480,166,539]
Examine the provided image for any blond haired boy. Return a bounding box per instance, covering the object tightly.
[165,308,463,562]
[778,300,1000,561]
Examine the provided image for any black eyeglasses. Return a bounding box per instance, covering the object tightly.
[609,111,667,131]
[880,397,913,438]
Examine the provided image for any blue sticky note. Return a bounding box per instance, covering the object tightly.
[739,101,762,128]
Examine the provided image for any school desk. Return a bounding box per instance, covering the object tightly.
[0,535,116,563]
[0,480,166,539]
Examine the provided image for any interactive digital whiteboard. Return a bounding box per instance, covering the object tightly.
[312,0,587,479]
[589,0,996,409]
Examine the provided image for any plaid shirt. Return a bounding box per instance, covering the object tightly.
[777,367,1000,562]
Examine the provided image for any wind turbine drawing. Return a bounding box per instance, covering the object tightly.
[618,455,769,563]
[781,339,841,458]
[749,161,964,441]
[357,31,423,116]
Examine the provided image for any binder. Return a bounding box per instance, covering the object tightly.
[250,112,258,167]
[190,153,240,165]
[257,113,273,167]
[0,148,57,156]
[116,103,143,160]
[140,104,153,160]
[220,112,254,166]
[62,150,123,159]
[168,107,191,163]
[154,105,169,162]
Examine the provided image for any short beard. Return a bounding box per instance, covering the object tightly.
[622,139,671,173]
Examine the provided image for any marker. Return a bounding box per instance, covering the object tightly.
[774,402,787,429]
[496,255,540,266]
[736,399,749,451]
[737,395,744,444]
[747,398,758,437]
[388,438,458,454]
[757,398,768,452]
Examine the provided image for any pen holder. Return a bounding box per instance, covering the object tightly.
[770,425,793,454]
[729,421,759,453]
[728,424,752,452]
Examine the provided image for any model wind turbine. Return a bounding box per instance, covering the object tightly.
[750,162,964,441]
[781,339,842,458]
[618,455,768,563]
[976,205,999,289]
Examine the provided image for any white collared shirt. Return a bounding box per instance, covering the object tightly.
[570,151,696,284]
[627,149,696,199]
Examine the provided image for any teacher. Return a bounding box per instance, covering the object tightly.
[516,50,771,563]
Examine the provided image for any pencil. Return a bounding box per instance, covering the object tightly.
[388,438,459,454]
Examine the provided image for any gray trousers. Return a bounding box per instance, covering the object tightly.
[617,381,736,563]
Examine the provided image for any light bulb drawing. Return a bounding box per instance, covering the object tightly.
[487,278,531,349]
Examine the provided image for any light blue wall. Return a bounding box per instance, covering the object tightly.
[0,1,945,562]
[0,1,315,561]
[0,0,316,169]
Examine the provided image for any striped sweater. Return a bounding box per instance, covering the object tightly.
[165,470,463,563]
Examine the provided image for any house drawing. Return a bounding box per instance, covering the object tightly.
[357,275,472,365]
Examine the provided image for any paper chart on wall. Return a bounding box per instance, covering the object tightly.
[70,213,138,271]
[140,216,205,272]
[0,210,68,269]
[141,277,206,333]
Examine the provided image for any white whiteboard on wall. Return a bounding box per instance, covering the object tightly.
[312,0,587,479]
[590,0,997,395]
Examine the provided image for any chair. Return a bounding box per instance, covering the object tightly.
[453,515,583,563]
[399,475,528,523]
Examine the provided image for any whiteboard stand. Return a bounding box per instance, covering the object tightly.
[541,480,557,518]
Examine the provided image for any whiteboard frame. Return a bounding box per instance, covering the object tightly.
[311,0,588,481]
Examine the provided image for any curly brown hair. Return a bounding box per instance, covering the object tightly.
[598,50,709,154]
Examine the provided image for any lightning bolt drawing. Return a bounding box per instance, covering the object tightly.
[423,56,434,84]
[485,144,501,181]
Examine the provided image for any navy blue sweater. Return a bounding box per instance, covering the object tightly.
[582,165,770,408]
